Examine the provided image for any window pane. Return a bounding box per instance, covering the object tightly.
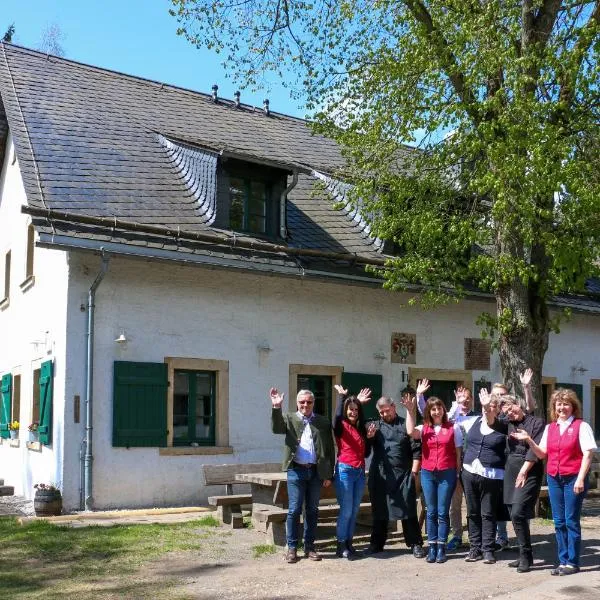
[249,181,267,216]
[229,177,245,230]
[173,371,190,440]
[248,215,266,233]
[194,372,213,440]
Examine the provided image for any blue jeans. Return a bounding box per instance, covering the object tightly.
[286,464,322,550]
[334,462,366,542]
[421,468,457,544]
[547,473,589,567]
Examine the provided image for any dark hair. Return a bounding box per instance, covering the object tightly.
[343,396,366,432]
[423,397,448,427]
[400,385,416,397]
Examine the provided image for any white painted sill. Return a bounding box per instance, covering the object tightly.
[19,275,35,292]
[159,446,234,456]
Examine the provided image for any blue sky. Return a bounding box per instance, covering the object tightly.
[3,0,304,118]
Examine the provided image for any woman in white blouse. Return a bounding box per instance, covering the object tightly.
[512,388,597,576]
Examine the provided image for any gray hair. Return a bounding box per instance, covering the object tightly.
[376,396,395,409]
[296,389,315,402]
[499,394,527,412]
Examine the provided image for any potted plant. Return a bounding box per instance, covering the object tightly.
[8,420,19,440]
[33,483,62,516]
[28,422,39,442]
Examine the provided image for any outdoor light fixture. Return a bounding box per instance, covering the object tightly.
[115,331,128,344]
[373,351,387,361]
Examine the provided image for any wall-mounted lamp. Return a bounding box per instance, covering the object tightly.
[257,341,271,352]
[570,361,588,375]
[115,331,128,344]
[480,375,488,386]
[373,352,387,362]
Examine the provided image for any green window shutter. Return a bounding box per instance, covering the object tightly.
[556,383,584,400]
[0,373,12,439]
[341,372,383,422]
[38,360,53,445]
[113,361,168,447]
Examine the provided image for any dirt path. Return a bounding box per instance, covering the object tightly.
[139,517,600,600]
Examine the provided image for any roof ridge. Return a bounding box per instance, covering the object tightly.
[0,41,312,125]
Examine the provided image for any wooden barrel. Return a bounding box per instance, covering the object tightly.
[34,489,62,516]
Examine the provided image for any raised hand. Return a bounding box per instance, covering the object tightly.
[401,393,416,412]
[270,387,284,408]
[366,422,378,438]
[520,368,533,387]
[334,384,348,395]
[479,387,491,407]
[510,428,530,442]
[357,387,372,404]
[416,378,430,396]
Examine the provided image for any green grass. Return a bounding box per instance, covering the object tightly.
[0,515,220,599]
[252,544,276,558]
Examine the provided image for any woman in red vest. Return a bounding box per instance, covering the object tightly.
[512,388,597,576]
[404,394,462,564]
[333,384,372,559]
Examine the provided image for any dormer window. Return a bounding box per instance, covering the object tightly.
[229,178,268,234]
[217,158,287,239]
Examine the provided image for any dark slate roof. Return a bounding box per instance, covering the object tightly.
[0,43,389,265]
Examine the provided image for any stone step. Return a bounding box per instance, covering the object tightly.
[0,485,15,496]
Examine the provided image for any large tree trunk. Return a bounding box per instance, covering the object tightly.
[496,284,550,418]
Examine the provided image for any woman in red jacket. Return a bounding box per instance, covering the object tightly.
[512,388,597,576]
[404,394,462,563]
[333,384,372,559]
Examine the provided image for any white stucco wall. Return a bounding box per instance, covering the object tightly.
[62,252,600,511]
[0,133,70,497]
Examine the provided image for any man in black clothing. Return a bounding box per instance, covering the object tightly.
[365,391,425,558]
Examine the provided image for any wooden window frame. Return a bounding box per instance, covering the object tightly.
[1,250,10,308]
[288,364,342,415]
[164,357,229,450]
[229,176,269,235]
[172,369,216,446]
[591,379,600,442]
[20,224,35,291]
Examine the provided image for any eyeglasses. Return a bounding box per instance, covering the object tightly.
[298,400,314,405]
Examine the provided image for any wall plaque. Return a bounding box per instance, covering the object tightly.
[391,333,416,364]
[464,338,491,370]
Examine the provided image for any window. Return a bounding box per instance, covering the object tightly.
[592,380,600,440]
[289,364,342,418]
[32,368,41,424]
[26,224,35,279]
[218,159,285,238]
[229,177,268,234]
[113,358,230,452]
[0,374,12,439]
[173,370,216,446]
[12,374,20,424]
[2,250,10,303]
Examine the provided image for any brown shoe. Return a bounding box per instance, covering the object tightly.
[285,548,298,564]
[304,549,322,561]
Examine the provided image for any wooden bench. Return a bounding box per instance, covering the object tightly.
[203,462,281,528]
[253,501,372,546]
[535,482,600,518]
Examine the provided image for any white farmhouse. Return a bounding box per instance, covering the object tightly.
[0,44,598,511]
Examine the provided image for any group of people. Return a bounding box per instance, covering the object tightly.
[268,375,597,576]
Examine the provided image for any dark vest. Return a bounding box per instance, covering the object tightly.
[463,417,506,469]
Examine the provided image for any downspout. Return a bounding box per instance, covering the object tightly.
[82,252,110,511]
[280,169,298,240]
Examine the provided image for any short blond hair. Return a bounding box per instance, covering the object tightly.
[550,388,582,421]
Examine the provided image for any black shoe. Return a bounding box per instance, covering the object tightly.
[483,551,496,564]
[436,544,447,564]
[465,548,483,562]
[336,541,346,558]
[346,539,357,555]
[426,544,437,563]
[412,544,426,559]
[516,550,532,573]
[559,565,580,576]
[363,545,383,556]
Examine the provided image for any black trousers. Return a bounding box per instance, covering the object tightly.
[509,503,532,554]
[462,470,503,553]
[370,516,423,550]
